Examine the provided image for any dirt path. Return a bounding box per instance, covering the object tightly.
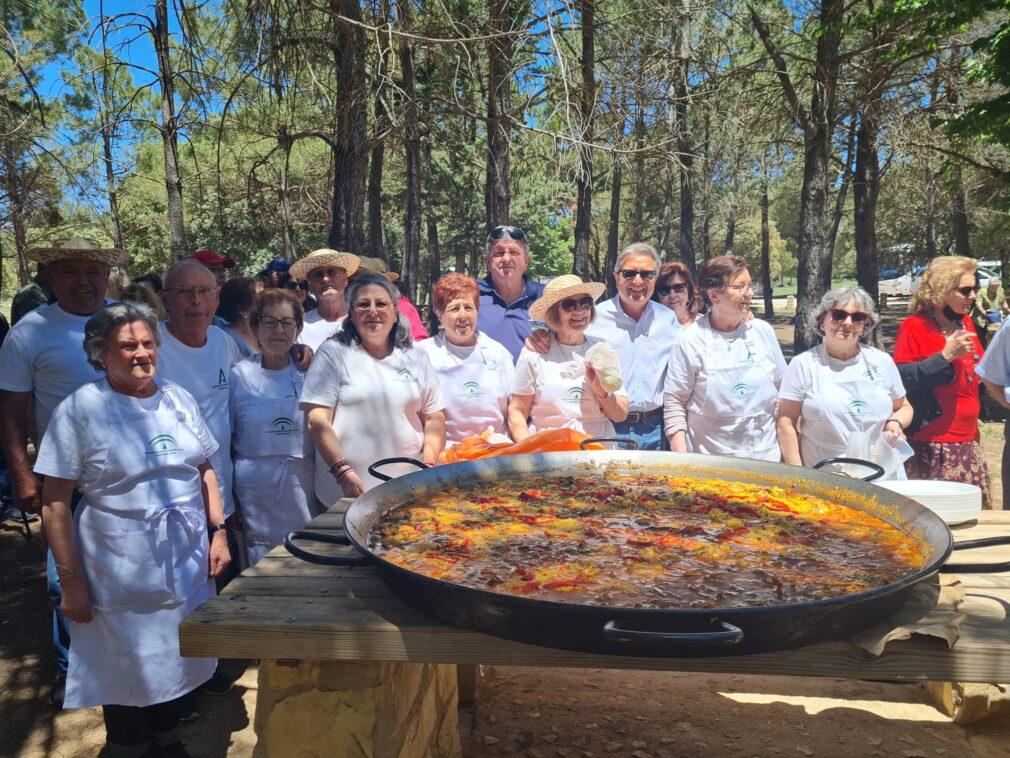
[4,304,1010,757]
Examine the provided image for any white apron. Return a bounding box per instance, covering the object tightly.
[798,347,896,473]
[65,389,215,708]
[438,345,511,445]
[233,364,316,565]
[531,345,615,439]
[689,331,780,461]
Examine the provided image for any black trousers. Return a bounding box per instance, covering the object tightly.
[102,697,180,746]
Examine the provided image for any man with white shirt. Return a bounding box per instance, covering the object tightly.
[288,249,361,351]
[0,237,127,707]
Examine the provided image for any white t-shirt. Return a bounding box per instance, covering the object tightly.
[664,314,787,460]
[157,325,240,516]
[35,377,217,493]
[417,332,514,446]
[0,301,112,439]
[779,343,905,466]
[300,340,446,500]
[299,310,344,352]
[511,335,628,439]
[587,297,683,412]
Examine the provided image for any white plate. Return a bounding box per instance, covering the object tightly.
[875,480,981,525]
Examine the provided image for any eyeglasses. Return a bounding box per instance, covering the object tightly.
[829,309,870,324]
[259,316,299,330]
[164,286,217,300]
[353,299,393,312]
[954,285,975,297]
[488,225,526,241]
[723,283,755,293]
[657,283,689,297]
[559,296,595,312]
[284,280,309,291]
[618,269,656,281]
[308,267,347,281]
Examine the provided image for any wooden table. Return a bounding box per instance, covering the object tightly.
[180,505,1010,757]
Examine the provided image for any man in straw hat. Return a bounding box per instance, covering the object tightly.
[0,237,127,707]
[289,248,361,352]
[477,225,545,362]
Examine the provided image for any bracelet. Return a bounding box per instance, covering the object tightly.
[56,565,82,576]
[328,459,350,477]
[208,523,228,535]
[885,418,904,430]
[335,467,355,483]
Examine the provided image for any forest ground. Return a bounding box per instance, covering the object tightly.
[3,298,1010,757]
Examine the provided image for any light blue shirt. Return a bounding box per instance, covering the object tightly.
[976,318,1010,402]
[586,297,683,412]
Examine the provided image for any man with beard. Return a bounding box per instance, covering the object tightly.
[477,225,545,362]
[288,249,361,351]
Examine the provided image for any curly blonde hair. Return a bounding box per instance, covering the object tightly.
[910,256,977,314]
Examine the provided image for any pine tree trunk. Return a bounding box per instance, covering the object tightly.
[153,0,187,260]
[278,126,297,260]
[853,110,880,301]
[485,0,513,231]
[572,0,595,280]
[367,102,387,262]
[2,140,29,285]
[606,160,622,295]
[760,162,773,318]
[924,158,937,259]
[398,0,421,297]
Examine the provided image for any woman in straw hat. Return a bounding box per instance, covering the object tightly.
[508,275,628,441]
[663,255,787,460]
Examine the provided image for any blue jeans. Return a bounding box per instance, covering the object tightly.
[46,487,83,673]
[613,413,668,451]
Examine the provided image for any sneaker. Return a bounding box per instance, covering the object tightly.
[177,693,200,722]
[48,672,66,708]
[199,668,234,696]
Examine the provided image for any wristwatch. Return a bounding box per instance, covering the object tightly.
[208,523,228,536]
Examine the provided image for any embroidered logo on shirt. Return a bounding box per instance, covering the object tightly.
[395,368,416,382]
[462,381,483,397]
[147,434,182,456]
[863,367,881,381]
[268,417,297,435]
[731,383,753,398]
[849,400,869,417]
[214,369,228,390]
[568,386,585,400]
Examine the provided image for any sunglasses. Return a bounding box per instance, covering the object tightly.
[954,285,975,297]
[618,269,656,281]
[657,283,688,297]
[829,309,870,324]
[559,296,595,312]
[284,280,309,291]
[488,225,526,241]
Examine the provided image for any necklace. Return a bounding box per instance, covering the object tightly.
[930,310,959,335]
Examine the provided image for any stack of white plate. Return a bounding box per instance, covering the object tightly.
[874,480,982,525]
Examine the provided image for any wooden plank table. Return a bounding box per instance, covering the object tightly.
[180,504,1010,757]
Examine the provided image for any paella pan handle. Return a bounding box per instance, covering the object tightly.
[811,457,885,482]
[367,457,430,482]
[602,618,743,648]
[943,536,1010,573]
[581,437,640,451]
[284,530,371,567]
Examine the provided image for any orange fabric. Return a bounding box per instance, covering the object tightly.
[438,428,604,464]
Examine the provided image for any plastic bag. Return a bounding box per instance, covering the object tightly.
[585,342,623,393]
[870,433,914,481]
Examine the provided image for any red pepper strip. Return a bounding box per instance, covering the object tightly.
[716,526,748,543]
[424,552,458,564]
[518,514,553,525]
[543,580,588,591]
[517,581,541,593]
[518,490,551,501]
[761,498,796,513]
[514,567,535,581]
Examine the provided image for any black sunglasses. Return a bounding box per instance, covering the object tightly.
[955,285,975,297]
[488,225,526,242]
[559,296,595,312]
[829,309,870,324]
[657,283,689,297]
[618,269,656,281]
[284,280,309,291]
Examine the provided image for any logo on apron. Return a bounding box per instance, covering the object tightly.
[147,434,183,456]
[396,368,416,382]
[462,381,483,398]
[848,399,870,417]
[214,369,228,389]
[731,383,754,398]
[862,367,881,381]
[568,386,585,400]
[268,417,298,435]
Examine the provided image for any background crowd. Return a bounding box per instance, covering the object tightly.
[0,227,1007,758]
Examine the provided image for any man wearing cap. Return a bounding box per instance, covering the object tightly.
[0,237,126,707]
[289,248,361,352]
[477,225,545,362]
[190,248,235,288]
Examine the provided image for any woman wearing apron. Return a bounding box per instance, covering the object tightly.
[231,288,318,565]
[417,274,514,446]
[302,274,446,502]
[35,303,230,757]
[509,275,629,440]
[663,255,787,460]
[777,286,912,475]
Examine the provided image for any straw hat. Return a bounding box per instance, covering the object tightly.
[352,256,400,282]
[289,248,361,282]
[28,237,128,267]
[528,275,607,321]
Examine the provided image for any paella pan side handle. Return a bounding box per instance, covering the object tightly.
[581,437,640,451]
[284,530,371,567]
[367,457,430,482]
[943,536,1010,573]
[602,618,743,648]
[811,457,885,482]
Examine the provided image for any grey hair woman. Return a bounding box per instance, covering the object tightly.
[83,302,162,372]
[778,285,912,473]
[302,272,446,502]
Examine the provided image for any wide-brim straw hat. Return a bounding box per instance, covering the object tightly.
[352,256,400,282]
[528,275,607,321]
[28,237,128,267]
[289,249,361,282]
